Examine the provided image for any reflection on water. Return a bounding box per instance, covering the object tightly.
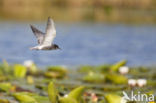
[0,22,156,66]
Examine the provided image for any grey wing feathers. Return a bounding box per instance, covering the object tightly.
[30,25,44,44]
[42,17,56,45]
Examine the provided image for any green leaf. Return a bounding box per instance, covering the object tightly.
[2,60,10,74]
[48,66,67,74]
[68,86,85,102]
[105,94,126,103]
[45,66,67,78]
[59,97,78,103]
[106,73,127,84]
[0,99,9,103]
[13,93,37,103]
[83,72,105,83]
[0,82,12,92]
[27,76,34,84]
[33,95,50,103]
[29,63,38,74]
[111,60,127,72]
[14,64,27,78]
[48,82,58,103]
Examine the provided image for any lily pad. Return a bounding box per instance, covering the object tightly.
[48,82,58,103]
[106,73,128,84]
[83,72,105,83]
[45,66,67,78]
[27,76,34,84]
[0,99,10,103]
[105,94,126,103]
[0,82,12,92]
[14,64,27,78]
[59,97,78,103]
[13,92,37,103]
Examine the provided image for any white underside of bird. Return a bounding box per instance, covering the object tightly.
[30,45,45,50]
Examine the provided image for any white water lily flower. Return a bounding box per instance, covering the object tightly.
[23,60,34,67]
[119,66,129,75]
[128,79,137,87]
[64,94,68,97]
[137,79,147,87]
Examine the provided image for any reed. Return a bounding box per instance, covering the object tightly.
[0,0,156,23]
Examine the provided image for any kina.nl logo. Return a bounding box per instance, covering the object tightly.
[122,91,155,102]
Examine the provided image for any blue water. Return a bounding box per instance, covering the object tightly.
[0,22,156,66]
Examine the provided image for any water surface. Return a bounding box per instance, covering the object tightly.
[0,22,156,66]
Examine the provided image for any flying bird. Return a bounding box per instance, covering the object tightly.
[30,17,61,50]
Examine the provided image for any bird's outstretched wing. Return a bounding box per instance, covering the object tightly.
[42,17,56,46]
[30,25,45,45]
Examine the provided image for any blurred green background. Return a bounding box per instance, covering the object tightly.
[0,0,156,23]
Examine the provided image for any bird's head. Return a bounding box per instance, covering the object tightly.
[53,44,61,50]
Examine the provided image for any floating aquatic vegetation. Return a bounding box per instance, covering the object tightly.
[0,60,12,76]
[2,60,10,74]
[0,60,155,103]
[147,80,156,87]
[47,66,67,74]
[103,85,126,91]
[105,93,127,103]
[13,92,51,103]
[24,60,38,74]
[95,64,111,73]
[45,66,67,78]
[110,60,127,72]
[0,75,7,81]
[13,92,37,103]
[27,76,34,84]
[48,82,58,103]
[79,64,111,73]
[14,94,36,102]
[0,99,9,103]
[78,65,94,73]
[14,64,27,78]
[0,82,12,92]
[83,72,105,83]
[48,81,85,103]
[33,95,50,103]
[106,73,128,84]
[59,97,78,103]
[28,63,38,74]
[58,86,85,103]
[68,86,85,102]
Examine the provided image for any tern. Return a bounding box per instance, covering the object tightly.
[30,17,60,50]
